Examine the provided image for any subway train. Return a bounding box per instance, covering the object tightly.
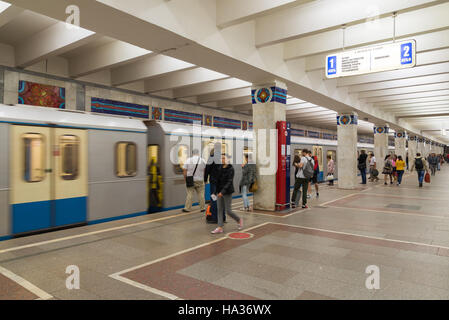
[0,104,376,239]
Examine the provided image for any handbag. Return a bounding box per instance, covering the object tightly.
[327,174,334,181]
[249,179,258,193]
[424,172,431,183]
[186,157,200,188]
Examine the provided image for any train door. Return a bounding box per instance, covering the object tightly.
[53,128,88,227]
[10,126,87,235]
[148,145,162,213]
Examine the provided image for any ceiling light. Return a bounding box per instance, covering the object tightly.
[0,1,10,13]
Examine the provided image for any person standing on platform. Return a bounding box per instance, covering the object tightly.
[307,150,320,198]
[211,154,243,234]
[291,154,302,208]
[382,154,393,185]
[327,155,335,186]
[182,149,206,213]
[296,149,314,209]
[239,153,256,211]
[391,155,398,183]
[368,153,379,182]
[406,154,409,170]
[396,155,406,186]
[204,146,223,223]
[357,150,368,184]
[411,153,429,188]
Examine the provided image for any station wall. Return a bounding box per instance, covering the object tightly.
[0,59,371,141]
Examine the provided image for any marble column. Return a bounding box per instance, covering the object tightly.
[374,125,389,170]
[408,136,417,169]
[336,113,358,189]
[251,81,287,211]
[417,138,424,156]
[394,131,407,160]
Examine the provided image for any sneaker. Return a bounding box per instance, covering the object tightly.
[384,182,387,185]
[316,193,319,197]
[302,205,308,209]
[200,209,206,213]
[211,227,223,234]
[307,194,312,199]
[238,219,243,230]
[291,203,296,209]
[182,209,190,213]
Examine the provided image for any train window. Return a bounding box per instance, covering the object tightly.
[23,133,45,182]
[60,135,79,180]
[116,142,137,177]
[174,145,188,175]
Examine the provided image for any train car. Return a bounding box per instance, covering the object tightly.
[0,104,146,239]
[290,136,375,185]
[146,120,253,212]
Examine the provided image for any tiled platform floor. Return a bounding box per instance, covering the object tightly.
[1,167,449,299]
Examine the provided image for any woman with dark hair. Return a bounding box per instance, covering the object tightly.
[396,155,406,185]
[291,154,301,208]
[211,154,243,234]
[239,153,256,211]
[382,154,393,185]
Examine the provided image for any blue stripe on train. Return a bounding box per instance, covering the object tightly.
[12,197,87,234]
[54,197,87,227]
[12,200,52,234]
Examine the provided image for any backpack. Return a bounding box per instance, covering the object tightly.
[415,158,424,170]
[303,157,314,179]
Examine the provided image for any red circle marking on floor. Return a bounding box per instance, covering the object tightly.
[227,232,253,240]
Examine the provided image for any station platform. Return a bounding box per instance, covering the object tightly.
[1,167,449,300]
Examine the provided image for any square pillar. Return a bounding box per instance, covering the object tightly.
[394,131,407,160]
[374,125,389,168]
[408,136,417,166]
[251,81,287,211]
[337,113,358,189]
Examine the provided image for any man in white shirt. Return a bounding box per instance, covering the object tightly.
[182,149,206,212]
[368,153,379,182]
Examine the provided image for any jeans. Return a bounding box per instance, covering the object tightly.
[242,185,250,208]
[360,168,367,184]
[417,170,425,184]
[298,178,309,206]
[397,170,404,184]
[217,194,240,228]
[210,183,225,221]
[430,165,437,176]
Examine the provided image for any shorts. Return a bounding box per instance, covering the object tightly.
[311,171,318,184]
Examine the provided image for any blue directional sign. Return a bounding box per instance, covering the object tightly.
[400,42,413,65]
[327,56,337,76]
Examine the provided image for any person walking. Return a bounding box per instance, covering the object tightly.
[428,153,438,176]
[291,154,302,208]
[239,154,256,211]
[204,145,224,223]
[357,150,368,184]
[406,154,409,170]
[396,155,406,186]
[368,153,379,182]
[327,155,335,186]
[211,154,243,234]
[382,155,393,185]
[410,153,429,188]
[182,149,206,213]
[296,149,314,209]
[391,155,398,183]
